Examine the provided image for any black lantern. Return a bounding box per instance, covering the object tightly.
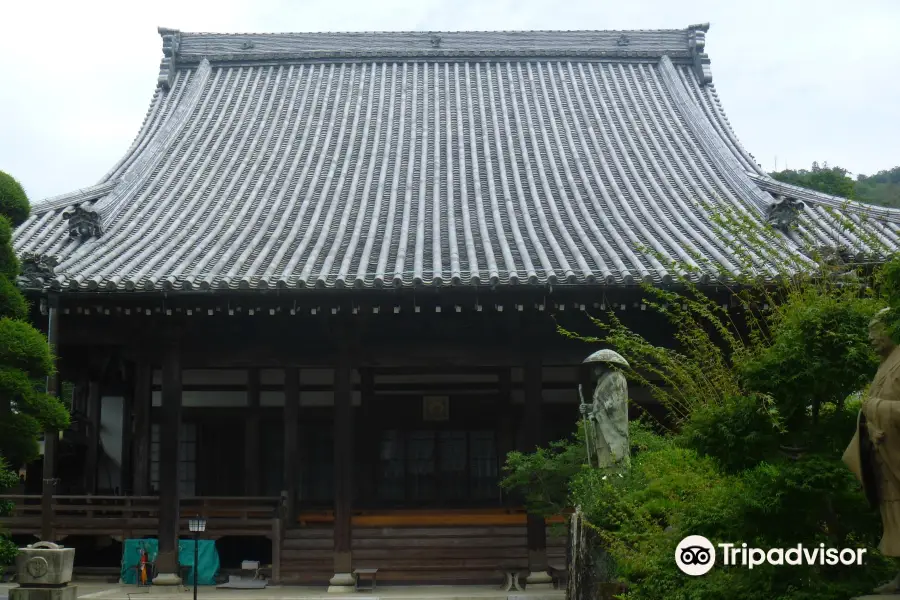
[188,517,207,600]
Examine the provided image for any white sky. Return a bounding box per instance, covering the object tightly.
[1,0,899,202]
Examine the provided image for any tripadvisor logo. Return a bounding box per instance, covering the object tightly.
[675,536,867,576]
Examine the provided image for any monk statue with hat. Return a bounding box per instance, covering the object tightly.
[578,349,631,471]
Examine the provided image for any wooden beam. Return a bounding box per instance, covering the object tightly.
[132,361,152,496]
[332,352,353,576]
[61,319,589,367]
[155,342,182,580]
[41,296,60,541]
[84,380,101,494]
[282,367,300,523]
[244,368,261,496]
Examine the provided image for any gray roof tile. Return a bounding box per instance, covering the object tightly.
[14,26,900,292]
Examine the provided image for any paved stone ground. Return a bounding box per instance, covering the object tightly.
[0,582,563,600]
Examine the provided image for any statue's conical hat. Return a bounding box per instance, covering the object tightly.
[582,349,629,369]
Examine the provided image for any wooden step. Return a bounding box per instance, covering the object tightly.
[280,522,567,586]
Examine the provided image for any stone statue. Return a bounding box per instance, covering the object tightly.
[578,349,631,471]
[844,308,900,595]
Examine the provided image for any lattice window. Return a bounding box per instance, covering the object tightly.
[375,429,498,505]
[150,422,197,497]
[469,431,498,501]
[378,430,405,501]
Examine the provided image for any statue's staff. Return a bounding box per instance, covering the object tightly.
[578,384,593,469]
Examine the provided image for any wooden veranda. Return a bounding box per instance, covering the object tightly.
[0,495,567,585]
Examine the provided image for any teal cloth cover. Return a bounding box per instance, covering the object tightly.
[121,538,219,585]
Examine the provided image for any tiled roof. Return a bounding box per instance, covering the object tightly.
[14,26,900,292]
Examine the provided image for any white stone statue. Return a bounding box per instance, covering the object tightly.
[578,349,631,471]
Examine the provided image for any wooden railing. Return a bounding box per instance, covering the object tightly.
[0,495,282,538]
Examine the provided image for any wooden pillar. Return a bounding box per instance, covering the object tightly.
[524,354,552,587]
[40,295,60,542]
[328,353,354,591]
[84,380,101,494]
[283,367,300,522]
[245,368,261,496]
[132,361,152,496]
[154,342,183,584]
[120,364,134,495]
[359,368,375,502]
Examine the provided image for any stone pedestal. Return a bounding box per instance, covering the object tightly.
[9,586,78,600]
[525,570,555,590]
[151,571,184,593]
[327,572,356,593]
[9,542,77,600]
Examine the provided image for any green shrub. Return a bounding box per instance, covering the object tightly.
[0,216,19,281]
[0,456,19,570]
[501,425,587,518]
[0,171,30,227]
[569,416,894,600]
[0,317,55,376]
[0,276,28,320]
[736,288,880,432]
[680,394,782,473]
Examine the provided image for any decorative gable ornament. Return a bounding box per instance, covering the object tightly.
[687,23,712,85]
[616,34,630,47]
[157,27,182,90]
[767,195,806,231]
[16,253,58,291]
[62,206,103,240]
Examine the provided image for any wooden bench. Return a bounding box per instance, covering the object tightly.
[354,568,378,592]
[548,563,568,590]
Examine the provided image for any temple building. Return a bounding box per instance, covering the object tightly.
[6,23,899,588]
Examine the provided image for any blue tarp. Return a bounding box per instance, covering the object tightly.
[121,538,219,585]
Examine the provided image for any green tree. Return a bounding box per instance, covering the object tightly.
[771,162,857,199]
[0,171,69,568]
[770,162,900,208]
[857,167,900,208]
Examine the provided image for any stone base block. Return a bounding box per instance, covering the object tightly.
[10,586,78,600]
[327,572,356,593]
[525,570,555,589]
[151,572,184,592]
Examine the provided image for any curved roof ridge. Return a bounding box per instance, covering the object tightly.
[177,27,699,36]
[93,59,214,224]
[30,181,119,215]
[656,55,774,215]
